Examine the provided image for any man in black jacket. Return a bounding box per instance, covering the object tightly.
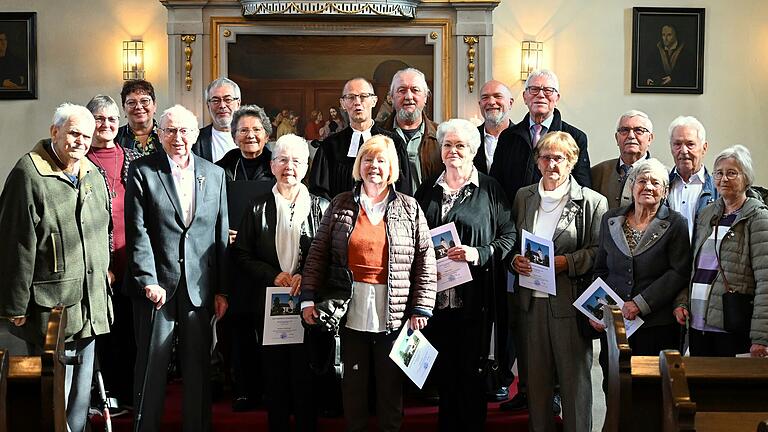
[192,77,241,163]
[474,79,515,174]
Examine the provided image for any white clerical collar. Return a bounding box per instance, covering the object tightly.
[347,126,373,158]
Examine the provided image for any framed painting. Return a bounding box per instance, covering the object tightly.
[631,7,705,94]
[0,12,37,100]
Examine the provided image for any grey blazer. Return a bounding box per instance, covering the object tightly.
[124,151,229,307]
[593,204,691,327]
[512,176,608,318]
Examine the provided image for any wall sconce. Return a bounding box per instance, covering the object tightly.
[520,41,543,80]
[122,40,145,80]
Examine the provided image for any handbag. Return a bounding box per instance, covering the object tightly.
[313,265,353,333]
[715,225,755,334]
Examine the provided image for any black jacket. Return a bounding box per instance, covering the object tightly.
[473,119,514,174]
[191,124,215,162]
[489,108,591,203]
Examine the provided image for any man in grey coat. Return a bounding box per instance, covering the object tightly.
[125,104,229,431]
[0,103,112,432]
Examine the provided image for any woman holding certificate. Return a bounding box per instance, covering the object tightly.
[414,118,516,431]
[593,158,690,356]
[510,131,607,432]
[231,134,328,431]
[300,135,436,432]
[674,146,768,358]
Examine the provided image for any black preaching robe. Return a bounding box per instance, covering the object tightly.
[308,125,413,200]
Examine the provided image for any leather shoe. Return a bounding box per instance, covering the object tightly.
[499,391,527,411]
[487,386,509,402]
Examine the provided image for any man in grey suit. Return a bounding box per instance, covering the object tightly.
[125,104,229,431]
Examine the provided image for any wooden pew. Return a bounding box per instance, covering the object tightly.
[5,306,68,432]
[602,304,768,432]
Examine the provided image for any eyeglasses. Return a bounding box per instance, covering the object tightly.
[125,98,153,109]
[161,127,195,137]
[526,86,557,97]
[538,154,567,164]
[94,116,120,124]
[341,93,375,102]
[713,170,741,180]
[236,127,265,136]
[442,142,469,151]
[273,157,306,166]
[208,96,240,105]
[617,127,650,137]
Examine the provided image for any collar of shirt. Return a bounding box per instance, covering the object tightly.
[483,132,499,166]
[617,152,651,173]
[359,189,388,225]
[435,166,480,191]
[348,127,373,158]
[528,113,555,131]
[396,121,424,143]
[167,153,195,174]
[672,165,707,185]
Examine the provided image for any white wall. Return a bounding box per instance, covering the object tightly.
[1,0,767,187]
[490,0,768,180]
[0,0,168,184]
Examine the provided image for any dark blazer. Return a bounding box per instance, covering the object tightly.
[308,125,413,199]
[490,109,591,202]
[591,157,632,210]
[593,204,691,327]
[191,124,215,162]
[230,191,329,336]
[474,119,514,174]
[512,177,607,317]
[124,151,229,307]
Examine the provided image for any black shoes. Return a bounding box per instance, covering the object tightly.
[488,386,510,402]
[499,391,562,416]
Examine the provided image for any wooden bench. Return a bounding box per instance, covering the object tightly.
[2,306,69,432]
[602,305,768,432]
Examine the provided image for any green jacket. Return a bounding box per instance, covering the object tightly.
[677,196,768,346]
[0,139,112,345]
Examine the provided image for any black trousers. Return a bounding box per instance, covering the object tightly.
[262,342,317,432]
[96,285,135,404]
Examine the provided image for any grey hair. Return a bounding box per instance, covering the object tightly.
[524,69,560,92]
[85,95,119,115]
[205,77,241,101]
[159,104,198,129]
[668,116,706,144]
[52,103,94,128]
[436,118,481,156]
[272,133,310,164]
[616,109,653,133]
[714,145,754,188]
[389,67,431,97]
[631,158,670,191]
[230,104,272,140]
[342,77,375,96]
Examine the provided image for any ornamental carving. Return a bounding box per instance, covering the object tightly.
[239,0,421,18]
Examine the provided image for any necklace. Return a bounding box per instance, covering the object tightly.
[89,147,120,198]
[539,195,566,213]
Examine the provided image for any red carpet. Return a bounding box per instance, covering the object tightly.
[90,380,545,431]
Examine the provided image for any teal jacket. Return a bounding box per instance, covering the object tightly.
[0,140,112,345]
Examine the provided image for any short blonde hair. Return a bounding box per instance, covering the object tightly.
[534,131,580,167]
[352,134,400,185]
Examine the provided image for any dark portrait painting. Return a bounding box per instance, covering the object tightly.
[631,7,705,94]
[0,12,37,99]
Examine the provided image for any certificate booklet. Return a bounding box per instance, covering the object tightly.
[572,277,644,338]
[262,287,304,345]
[518,230,556,295]
[429,222,473,292]
[388,324,438,389]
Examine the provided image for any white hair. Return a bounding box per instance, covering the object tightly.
[160,104,198,129]
[436,118,481,155]
[272,134,310,163]
[389,67,431,97]
[668,116,706,144]
[715,145,754,188]
[52,103,94,128]
[524,69,560,92]
[631,158,670,190]
[616,110,653,133]
[205,77,241,101]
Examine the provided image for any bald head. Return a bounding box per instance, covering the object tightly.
[479,80,514,128]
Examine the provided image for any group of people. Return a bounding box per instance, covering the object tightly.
[0,66,765,432]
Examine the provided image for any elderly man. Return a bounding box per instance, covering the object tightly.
[474,79,515,174]
[592,110,654,209]
[490,69,591,202]
[309,77,412,199]
[383,67,440,189]
[126,105,229,431]
[192,77,242,163]
[0,103,112,432]
[667,115,716,239]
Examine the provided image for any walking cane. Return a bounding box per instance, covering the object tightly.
[134,305,157,432]
[93,354,113,432]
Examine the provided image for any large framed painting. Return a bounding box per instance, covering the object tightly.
[631,7,705,94]
[0,12,37,100]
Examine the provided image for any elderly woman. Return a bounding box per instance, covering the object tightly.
[116,79,160,155]
[593,158,690,356]
[511,131,607,432]
[301,134,436,432]
[231,134,328,430]
[674,145,768,358]
[414,118,516,431]
[85,94,142,408]
[217,104,275,183]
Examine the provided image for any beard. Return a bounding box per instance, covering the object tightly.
[483,109,505,126]
[396,106,422,124]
